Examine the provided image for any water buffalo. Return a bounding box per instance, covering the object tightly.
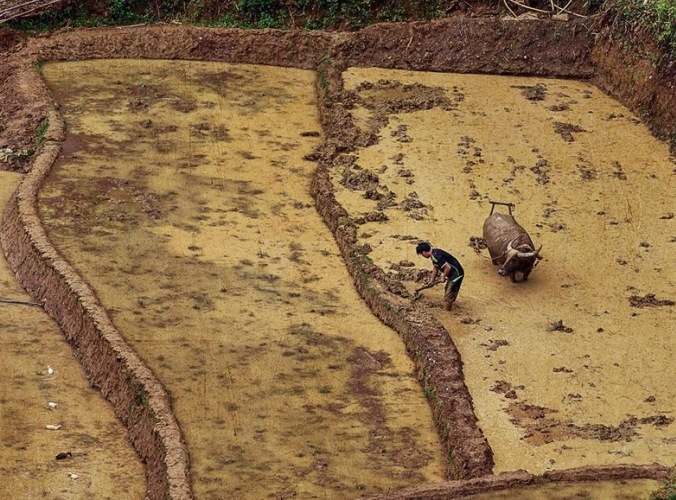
[483,208,542,282]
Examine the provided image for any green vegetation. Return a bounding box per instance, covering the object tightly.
[608,0,676,58]
[420,368,437,399]
[0,0,573,31]
[650,470,676,500]
[317,66,329,98]
[4,0,373,30]
[0,116,48,162]
[135,387,149,409]
[422,384,436,398]
[5,0,673,63]
[35,117,49,144]
[108,0,145,24]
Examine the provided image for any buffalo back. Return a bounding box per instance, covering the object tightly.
[482,213,534,265]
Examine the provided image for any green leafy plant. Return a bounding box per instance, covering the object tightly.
[612,0,676,59]
[110,0,134,23]
[236,0,285,28]
[649,470,676,500]
[422,385,437,398]
[35,117,49,144]
[0,117,49,163]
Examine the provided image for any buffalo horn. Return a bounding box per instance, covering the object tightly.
[517,244,542,259]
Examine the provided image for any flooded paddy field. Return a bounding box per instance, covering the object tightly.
[333,67,675,476]
[0,19,673,500]
[36,59,446,499]
[0,173,145,499]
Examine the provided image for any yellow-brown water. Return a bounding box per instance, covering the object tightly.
[3,58,671,500]
[0,172,145,499]
[336,67,675,476]
[38,60,446,499]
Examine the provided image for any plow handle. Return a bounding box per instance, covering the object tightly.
[489,201,515,216]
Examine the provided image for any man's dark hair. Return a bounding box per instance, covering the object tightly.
[416,242,431,255]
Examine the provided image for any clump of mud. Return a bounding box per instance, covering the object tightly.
[628,293,675,308]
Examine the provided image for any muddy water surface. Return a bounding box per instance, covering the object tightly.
[0,172,145,499]
[39,60,446,499]
[335,68,675,475]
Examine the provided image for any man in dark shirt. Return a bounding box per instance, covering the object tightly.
[416,242,464,311]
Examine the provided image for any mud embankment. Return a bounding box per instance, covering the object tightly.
[366,464,672,499]
[0,16,674,499]
[0,110,192,499]
[591,29,676,152]
[310,163,494,478]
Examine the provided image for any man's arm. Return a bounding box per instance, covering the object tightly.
[429,266,439,285]
[440,262,451,281]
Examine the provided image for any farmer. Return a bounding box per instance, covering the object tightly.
[415,242,464,311]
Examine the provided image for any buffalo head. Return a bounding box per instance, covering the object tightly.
[498,239,542,282]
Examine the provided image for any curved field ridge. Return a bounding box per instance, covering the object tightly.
[1,18,674,500]
[0,110,193,499]
[310,146,495,479]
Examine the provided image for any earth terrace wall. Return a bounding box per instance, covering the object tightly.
[0,108,192,498]
[590,30,676,155]
[310,54,495,479]
[21,23,334,69]
[366,464,673,499]
[1,17,673,499]
[310,149,495,480]
[335,17,595,77]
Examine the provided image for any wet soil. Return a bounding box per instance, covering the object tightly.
[0,13,674,500]
[333,67,675,475]
[36,58,447,499]
[0,173,146,499]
